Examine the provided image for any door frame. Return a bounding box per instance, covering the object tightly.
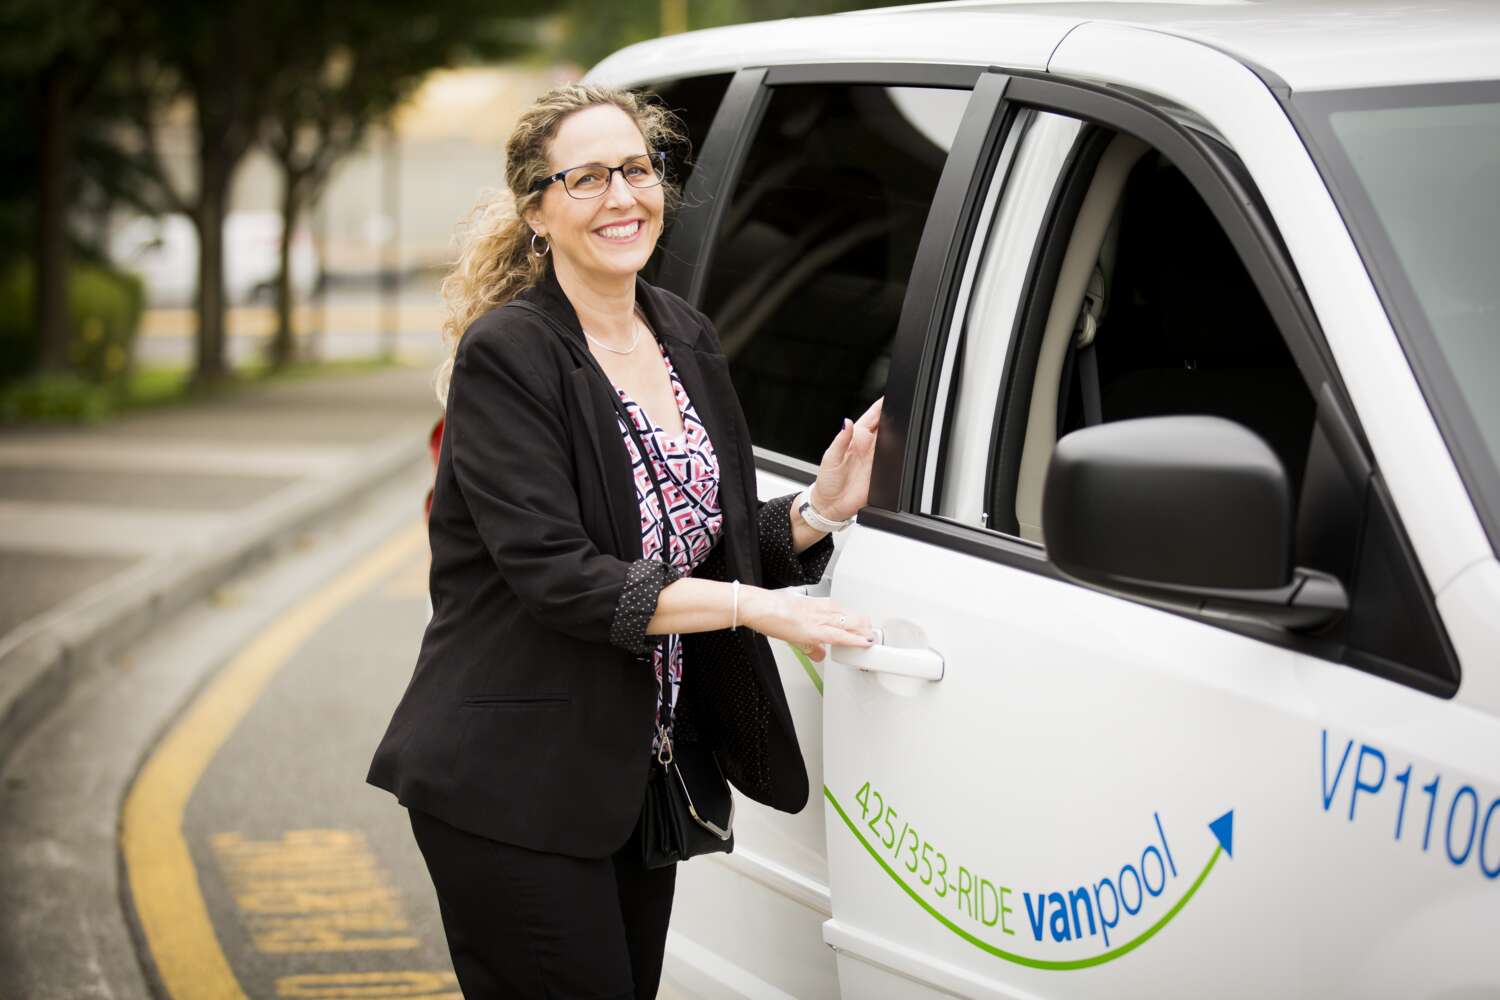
[865,70,1460,695]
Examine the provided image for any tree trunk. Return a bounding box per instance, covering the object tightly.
[194,153,232,385]
[35,59,75,374]
[269,171,300,370]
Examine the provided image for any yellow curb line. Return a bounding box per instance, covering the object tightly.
[121,522,426,1000]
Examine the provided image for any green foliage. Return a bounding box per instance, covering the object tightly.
[67,262,144,385]
[0,372,113,423]
[0,257,143,385]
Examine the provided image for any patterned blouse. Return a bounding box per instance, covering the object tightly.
[612,331,724,745]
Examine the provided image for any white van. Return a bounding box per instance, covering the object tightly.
[587,3,1500,997]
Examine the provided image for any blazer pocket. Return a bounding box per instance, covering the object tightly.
[460,693,571,708]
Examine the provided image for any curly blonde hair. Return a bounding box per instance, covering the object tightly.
[434,83,686,406]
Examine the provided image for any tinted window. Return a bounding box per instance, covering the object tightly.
[1296,83,1500,553]
[701,84,970,463]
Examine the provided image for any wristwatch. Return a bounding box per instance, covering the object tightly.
[796,491,853,533]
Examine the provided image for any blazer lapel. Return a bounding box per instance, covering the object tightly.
[565,366,640,560]
[510,280,639,560]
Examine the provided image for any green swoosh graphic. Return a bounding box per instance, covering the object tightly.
[824,786,1222,971]
[789,645,823,695]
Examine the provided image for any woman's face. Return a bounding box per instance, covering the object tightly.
[526,104,664,284]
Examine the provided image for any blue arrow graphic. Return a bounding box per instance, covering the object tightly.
[1209,810,1234,859]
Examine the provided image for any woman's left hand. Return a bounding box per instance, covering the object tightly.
[809,396,882,523]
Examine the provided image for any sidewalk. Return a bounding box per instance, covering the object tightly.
[0,365,440,764]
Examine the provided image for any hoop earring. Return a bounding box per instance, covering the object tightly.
[530,232,550,256]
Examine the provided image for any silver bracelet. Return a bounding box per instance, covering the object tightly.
[731,579,740,630]
[796,491,853,533]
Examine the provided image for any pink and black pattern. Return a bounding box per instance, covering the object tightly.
[614,339,724,740]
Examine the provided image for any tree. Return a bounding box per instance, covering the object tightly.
[258,1,527,368]
[115,0,294,385]
[0,0,130,374]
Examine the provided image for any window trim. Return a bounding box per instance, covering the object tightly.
[670,63,991,478]
[869,70,1460,698]
[920,107,1039,517]
[869,69,1013,510]
[656,68,770,305]
[762,63,984,90]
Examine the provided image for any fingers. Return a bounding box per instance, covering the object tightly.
[855,396,883,431]
[821,419,853,465]
[823,609,873,636]
[818,628,875,649]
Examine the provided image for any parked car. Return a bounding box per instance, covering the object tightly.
[581,2,1500,997]
[109,211,319,308]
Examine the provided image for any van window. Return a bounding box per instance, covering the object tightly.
[700,83,971,464]
[636,73,734,284]
[928,107,1454,691]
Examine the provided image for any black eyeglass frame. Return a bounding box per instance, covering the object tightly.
[530,151,668,198]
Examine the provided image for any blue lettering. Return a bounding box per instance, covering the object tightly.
[1447,785,1479,866]
[1118,864,1143,916]
[1093,878,1119,948]
[1481,798,1500,880]
[1048,891,1072,942]
[1141,845,1167,896]
[1321,730,1354,812]
[1349,744,1386,822]
[1023,891,1046,942]
[1068,886,1096,938]
[1154,811,1177,878]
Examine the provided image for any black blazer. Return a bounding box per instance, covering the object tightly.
[366,264,832,858]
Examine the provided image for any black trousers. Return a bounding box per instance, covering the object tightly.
[408,805,676,1000]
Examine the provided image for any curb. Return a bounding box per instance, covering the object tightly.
[0,431,429,769]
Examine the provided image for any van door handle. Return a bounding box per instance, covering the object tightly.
[829,630,945,682]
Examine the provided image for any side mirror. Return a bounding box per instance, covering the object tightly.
[1041,416,1345,631]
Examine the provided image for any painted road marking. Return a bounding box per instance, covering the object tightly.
[211,829,419,953]
[275,971,459,998]
[121,522,425,1000]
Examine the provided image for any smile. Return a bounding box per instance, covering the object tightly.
[594,219,643,242]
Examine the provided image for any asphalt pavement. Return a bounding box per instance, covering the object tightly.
[0,364,441,766]
[0,360,696,999]
[0,464,695,1000]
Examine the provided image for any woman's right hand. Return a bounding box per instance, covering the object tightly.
[739,587,875,662]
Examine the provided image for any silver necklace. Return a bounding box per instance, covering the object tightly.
[583,312,644,355]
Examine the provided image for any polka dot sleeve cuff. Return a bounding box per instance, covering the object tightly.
[608,558,684,657]
[758,492,834,587]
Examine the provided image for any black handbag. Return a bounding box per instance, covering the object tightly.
[637,692,735,869]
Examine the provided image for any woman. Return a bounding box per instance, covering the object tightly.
[366,83,879,1000]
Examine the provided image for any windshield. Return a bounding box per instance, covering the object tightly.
[1296,82,1500,550]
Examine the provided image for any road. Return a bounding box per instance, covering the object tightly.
[0,468,689,999]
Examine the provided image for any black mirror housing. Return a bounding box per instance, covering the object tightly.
[1042,416,1344,631]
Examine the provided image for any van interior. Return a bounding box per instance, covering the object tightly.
[1005,130,1315,543]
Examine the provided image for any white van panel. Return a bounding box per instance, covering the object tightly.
[587,13,1074,88]
[824,523,1500,998]
[1047,21,1492,600]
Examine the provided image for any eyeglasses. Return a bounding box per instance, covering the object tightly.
[531,152,667,199]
